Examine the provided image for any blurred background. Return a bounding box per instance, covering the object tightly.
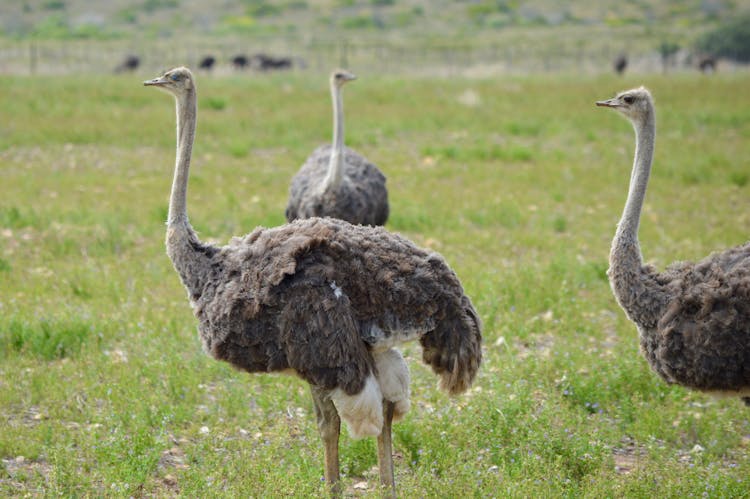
[0,0,749,77]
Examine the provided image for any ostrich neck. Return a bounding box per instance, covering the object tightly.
[607,107,670,329]
[168,91,196,226]
[323,84,345,193]
[165,87,216,302]
[611,111,655,268]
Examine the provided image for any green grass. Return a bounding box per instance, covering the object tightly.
[1,70,750,496]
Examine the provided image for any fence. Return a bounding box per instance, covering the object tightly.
[0,30,729,77]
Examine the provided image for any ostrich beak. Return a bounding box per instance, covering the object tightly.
[144,76,167,87]
[596,98,618,108]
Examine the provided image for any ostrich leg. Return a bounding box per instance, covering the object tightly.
[377,400,396,497]
[311,386,342,497]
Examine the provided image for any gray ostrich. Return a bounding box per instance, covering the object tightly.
[144,67,482,494]
[597,87,750,405]
[285,70,389,226]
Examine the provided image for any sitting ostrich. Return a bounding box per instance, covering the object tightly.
[253,53,293,71]
[285,70,389,226]
[144,67,482,494]
[597,87,750,405]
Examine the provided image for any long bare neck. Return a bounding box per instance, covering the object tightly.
[607,105,670,329]
[169,91,196,226]
[165,88,217,300]
[323,82,345,193]
[611,109,655,267]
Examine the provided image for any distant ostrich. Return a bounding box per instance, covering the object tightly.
[115,54,140,73]
[597,87,750,405]
[144,67,482,494]
[613,54,628,75]
[231,54,248,70]
[698,56,717,74]
[286,70,389,226]
[252,53,293,71]
[199,55,216,71]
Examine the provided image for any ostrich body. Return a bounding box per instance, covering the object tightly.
[144,67,482,493]
[231,55,248,69]
[115,54,139,73]
[614,54,628,75]
[285,70,389,226]
[597,87,750,405]
[698,56,717,74]
[198,55,216,71]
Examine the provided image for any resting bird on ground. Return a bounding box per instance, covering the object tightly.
[285,69,389,226]
[597,87,750,405]
[144,67,482,495]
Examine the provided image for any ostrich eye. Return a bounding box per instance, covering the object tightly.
[623,95,634,104]
[171,74,180,81]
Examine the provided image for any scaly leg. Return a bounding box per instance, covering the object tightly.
[377,400,396,498]
[311,386,341,497]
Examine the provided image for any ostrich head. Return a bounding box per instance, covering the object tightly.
[596,86,653,123]
[144,67,195,96]
[330,69,357,88]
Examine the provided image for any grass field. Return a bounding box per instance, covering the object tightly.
[1,70,750,497]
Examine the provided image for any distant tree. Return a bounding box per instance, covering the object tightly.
[245,0,281,17]
[43,1,65,10]
[658,41,680,73]
[696,14,750,62]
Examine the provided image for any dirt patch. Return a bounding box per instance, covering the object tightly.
[1,456,52,495]
[612,436,646,475]
[515,332,556,360]
[150,435,192,496]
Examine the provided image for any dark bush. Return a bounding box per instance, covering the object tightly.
[696,14,750,62]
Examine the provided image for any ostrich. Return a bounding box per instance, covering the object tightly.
[252,53,293,71]
[144,67,482,494]
[613,54,628,75]
[285,70,389,226]
[597,87,750,406]
[115,54,140,73]
[698,55,717,74]
[231,54,248,70]
[199,55,216,71]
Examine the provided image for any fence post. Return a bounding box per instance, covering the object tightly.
[338,39,349,68]
[29,40,37,75]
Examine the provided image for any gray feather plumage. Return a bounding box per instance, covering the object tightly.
[611,241,750,396]
[171,216,481,397]
[286,145,389,226]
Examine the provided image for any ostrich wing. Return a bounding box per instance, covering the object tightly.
[651,243,750,391]
[279,278,374,394]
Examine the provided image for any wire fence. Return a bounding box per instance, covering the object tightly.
[0,34,738,77]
